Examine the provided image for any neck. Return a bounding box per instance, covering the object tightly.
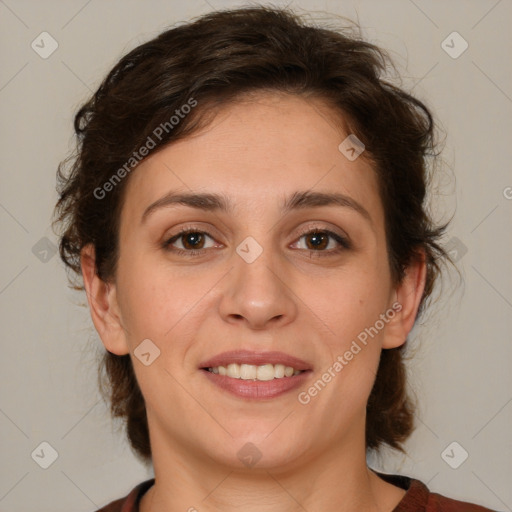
[139,417,405,512]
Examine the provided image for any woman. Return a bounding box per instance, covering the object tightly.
[53,6,497,512]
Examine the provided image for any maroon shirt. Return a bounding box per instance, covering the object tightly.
[95,473,499,511]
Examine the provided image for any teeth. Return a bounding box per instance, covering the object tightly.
[240,364,257,380]
[274,364,285,378]
[207,363,303,380]
[227,363,240,378]
[257,364,274,381]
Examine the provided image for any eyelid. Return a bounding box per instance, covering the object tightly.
[162,223,222,243]
[294,222,350,243]
[162,222,351,255]
[162,225,221,250]
[292,226,351,253]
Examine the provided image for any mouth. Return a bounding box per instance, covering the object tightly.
[198,350,312,399]
[201,363,304,380]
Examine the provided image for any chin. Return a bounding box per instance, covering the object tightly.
[208,429,306,471]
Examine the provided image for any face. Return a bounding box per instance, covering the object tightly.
[87,92,422,472]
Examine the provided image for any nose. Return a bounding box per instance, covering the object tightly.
[218,241,297,330]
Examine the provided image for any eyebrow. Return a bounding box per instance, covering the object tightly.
[141,190,372,224]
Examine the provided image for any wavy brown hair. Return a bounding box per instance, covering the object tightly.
[53,6,450,463]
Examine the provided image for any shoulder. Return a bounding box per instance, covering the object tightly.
[375,472,500,512]
[93,479,155,512]
[94,497,124,512]
[425,489,501,512]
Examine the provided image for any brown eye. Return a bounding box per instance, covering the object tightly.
[162,229,217,255]
[162,227,350,258]
[180,232,206,250]
[304,232,330,250]
[294,229,351,255]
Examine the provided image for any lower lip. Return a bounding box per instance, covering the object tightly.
[200,369,312,399]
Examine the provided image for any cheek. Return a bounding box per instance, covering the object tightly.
[301,273,392,406]
[309,277,387,399]
[308,266,390,337]
[116,255,222,355]
[116,258,186,340]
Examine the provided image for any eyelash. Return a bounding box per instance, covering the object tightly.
[162,225,351,258]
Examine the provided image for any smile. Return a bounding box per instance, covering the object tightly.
[205,363,303,380]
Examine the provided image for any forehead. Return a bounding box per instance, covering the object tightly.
[120,92,384,227]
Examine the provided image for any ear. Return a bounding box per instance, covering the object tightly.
[382,250,427,349]
[80,244,130,356]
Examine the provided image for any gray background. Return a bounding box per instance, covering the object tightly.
[1,0,511,511]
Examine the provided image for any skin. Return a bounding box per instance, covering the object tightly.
[81,92,426,512]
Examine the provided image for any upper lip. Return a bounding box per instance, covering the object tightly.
[199,350,312,371]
